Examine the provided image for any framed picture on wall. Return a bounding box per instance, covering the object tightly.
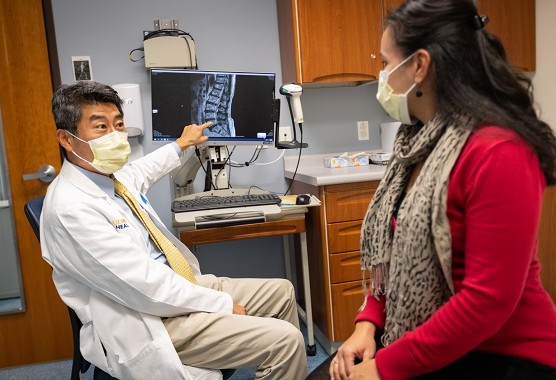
[71,56,93,81]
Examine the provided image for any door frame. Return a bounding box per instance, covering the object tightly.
[0,0,71,367]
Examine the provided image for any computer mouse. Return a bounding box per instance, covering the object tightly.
[296,194,311,205]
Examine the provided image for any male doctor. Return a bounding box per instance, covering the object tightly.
[41,81,308,379]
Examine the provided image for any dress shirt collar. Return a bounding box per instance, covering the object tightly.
[69,161,116,200]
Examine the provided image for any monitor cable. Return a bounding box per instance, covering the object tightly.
[228,145,269,168]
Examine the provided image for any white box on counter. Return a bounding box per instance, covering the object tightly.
[369,151,392,165]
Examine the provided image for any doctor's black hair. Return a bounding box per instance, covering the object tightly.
[386,0,556,185]
[52,81,124,136]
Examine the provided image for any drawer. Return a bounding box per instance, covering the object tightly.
[327,220,362,253]
[325,186,377,223]
[330,251,362,283]
[331,280,365,341]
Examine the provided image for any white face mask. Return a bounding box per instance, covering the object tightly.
[69,131,131,174]
[376,53,417,125]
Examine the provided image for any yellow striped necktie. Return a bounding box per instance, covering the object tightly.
[113,179,198,284]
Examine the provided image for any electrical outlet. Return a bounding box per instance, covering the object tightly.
[279,126,293,142]
[357,121,369,141]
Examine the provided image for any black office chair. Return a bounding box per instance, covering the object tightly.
[24,196,115,380]
[24,196,235,380]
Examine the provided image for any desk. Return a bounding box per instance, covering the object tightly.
[176,201,319,355]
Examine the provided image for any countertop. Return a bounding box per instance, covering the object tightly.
[283,151,387,187]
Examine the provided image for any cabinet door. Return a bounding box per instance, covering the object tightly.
[331,281,366,341]
[382,0,535,72]
[478,0,535,71]
[330,251,362,283]
[325,186,377,223]
[328,220,363,253]
[295,0,383,84]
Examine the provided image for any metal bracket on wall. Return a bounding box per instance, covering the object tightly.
[154,19,179,30]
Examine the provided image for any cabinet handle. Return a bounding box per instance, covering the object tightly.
[311,73,377,82]
[370,54,377,60]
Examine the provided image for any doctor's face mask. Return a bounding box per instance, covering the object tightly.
[68,131,131,174]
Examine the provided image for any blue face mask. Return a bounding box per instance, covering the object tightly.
[376,53,417,125]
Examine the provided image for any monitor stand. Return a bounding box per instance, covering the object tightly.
[169,145,230,199]
[207,146,230,189]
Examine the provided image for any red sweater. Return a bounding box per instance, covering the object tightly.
[355,126,556,379]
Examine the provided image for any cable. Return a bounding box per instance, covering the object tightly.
[204,163,213,191]
[253,149,285,165]
[251,146,263,162]
[182,36,198,69]
[211,146,235,189]
[195,147,208,176]
[246,185,278,196]
[283,123,304,196]
[128,47,144,62]
[228,146,264,168]
[143,28,198,69]
[229,149,285,167]
[143,29,194,41]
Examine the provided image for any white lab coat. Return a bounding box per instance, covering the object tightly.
[41,144,233,379]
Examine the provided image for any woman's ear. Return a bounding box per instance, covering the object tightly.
[414,48,431,85]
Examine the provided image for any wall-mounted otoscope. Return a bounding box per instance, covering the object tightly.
[277,83,308,149]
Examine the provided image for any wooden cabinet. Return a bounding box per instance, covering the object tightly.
[276,0,383,87]
[291,180,379,351]
[384,0,535,71]
[277,0,535,88]
[384,0,536,72]
[293,177,555,354]
[478,0,535,71]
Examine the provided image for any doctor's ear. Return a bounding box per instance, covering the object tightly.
[57,129,73,152]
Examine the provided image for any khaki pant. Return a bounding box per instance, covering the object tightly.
[164,275,308,379]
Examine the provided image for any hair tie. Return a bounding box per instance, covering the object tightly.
[472,14,489,30]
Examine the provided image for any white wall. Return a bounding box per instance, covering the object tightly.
[533,0,556,129]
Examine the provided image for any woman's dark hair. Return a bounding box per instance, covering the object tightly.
[387,0,556,184]
[52,81,123,135]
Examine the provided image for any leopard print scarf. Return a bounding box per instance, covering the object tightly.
[360,115,472,345]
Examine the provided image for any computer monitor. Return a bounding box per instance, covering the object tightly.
[150,69,276,146]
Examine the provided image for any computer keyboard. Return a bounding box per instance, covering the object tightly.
[172,192,282,213]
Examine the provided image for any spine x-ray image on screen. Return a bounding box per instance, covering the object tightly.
[192,72,236,138]
[150,69,276,146]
